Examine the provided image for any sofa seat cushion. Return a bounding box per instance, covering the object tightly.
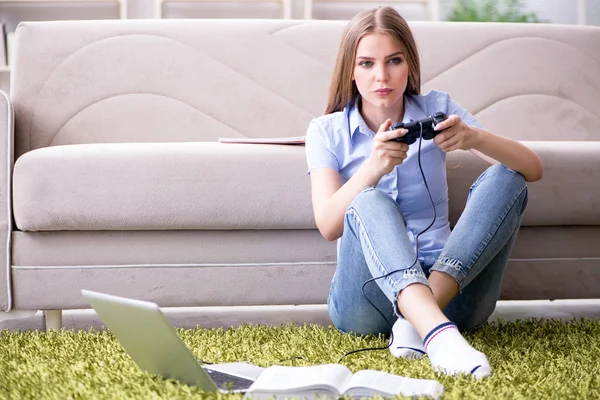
[13,142,314,231]
[13,141,599,232]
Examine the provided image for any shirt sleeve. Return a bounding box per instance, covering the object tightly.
[305,119,339,175]
[439,92,483,129]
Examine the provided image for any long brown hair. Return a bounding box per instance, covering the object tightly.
[325,7,421,114]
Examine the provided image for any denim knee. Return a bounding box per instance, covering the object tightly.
[346,187,405,230]
[348,187,392,212]
[470,164,528,214]
[476,164,526,192]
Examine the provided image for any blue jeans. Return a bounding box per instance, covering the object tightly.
[328,164,528,335]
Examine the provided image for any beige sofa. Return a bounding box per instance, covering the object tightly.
[1,19,599,330]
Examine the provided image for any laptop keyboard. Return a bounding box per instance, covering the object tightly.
[203,367,255,391]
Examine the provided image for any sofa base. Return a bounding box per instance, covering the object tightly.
[10,262,337,310]
[8,226,600,310]
[10,257,600,311]
[501,258,600,300]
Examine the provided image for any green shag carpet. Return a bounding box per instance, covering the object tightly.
[1,319,599,399]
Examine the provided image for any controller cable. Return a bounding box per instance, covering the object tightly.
[200,122,440,367]
[337,120,438,363]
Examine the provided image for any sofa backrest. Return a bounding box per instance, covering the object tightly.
[10,19,600,159]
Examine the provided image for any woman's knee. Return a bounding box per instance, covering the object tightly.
[471,164,528,211]
[348,186,393,211]
[346,188,402,223]
[479,163,526,189]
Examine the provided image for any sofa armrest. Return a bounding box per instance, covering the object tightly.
[0,90,13,311]
[448,141,600,227]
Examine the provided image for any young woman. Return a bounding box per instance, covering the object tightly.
[305,7,543,379]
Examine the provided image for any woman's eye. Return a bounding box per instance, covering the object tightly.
[388,57,403,64]
[359,61,373,67]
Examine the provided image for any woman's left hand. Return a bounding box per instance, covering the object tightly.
[432,114,479,152]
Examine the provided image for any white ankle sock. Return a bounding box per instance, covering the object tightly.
[389,317,426,359]
[424,322,491,379]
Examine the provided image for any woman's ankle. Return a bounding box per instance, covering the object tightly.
[396,283,449,338]
[428,271,459,309]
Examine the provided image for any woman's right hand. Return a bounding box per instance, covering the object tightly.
[366,119,409,177]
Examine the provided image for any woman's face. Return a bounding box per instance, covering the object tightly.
[353,33,409,113]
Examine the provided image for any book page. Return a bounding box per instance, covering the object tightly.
[218,136,305,145]
[341,370,444,399]
[244,364,352,397]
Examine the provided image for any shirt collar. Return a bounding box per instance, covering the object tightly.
[346,95,422,143]
[347,97,371,142]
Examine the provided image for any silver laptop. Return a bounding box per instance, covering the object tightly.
[81,289,257,393]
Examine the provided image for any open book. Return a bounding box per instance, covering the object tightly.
[243,364,444,400]
[218,136,305,145]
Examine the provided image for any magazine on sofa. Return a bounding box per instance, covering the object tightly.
[242,364,445,400]
[218,136,305,145]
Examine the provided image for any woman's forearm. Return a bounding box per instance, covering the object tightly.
[471,128,544,182]
[315,161,383,241]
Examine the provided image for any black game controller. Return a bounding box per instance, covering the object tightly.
[388,112,448,144]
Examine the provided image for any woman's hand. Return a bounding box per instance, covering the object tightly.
[366,119,409,177]
[433,114,479,152]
